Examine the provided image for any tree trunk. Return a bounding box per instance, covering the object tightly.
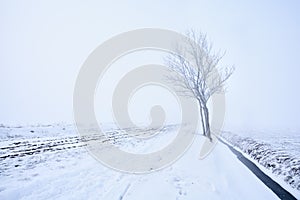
[198,101,206,136]
[203,104,212,141]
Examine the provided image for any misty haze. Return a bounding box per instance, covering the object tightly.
[0,1,300,199]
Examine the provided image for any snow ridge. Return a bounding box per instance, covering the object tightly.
[220,131,300,191]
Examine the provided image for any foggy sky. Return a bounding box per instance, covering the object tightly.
[1,0,300,132]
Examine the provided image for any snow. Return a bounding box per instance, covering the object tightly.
[0,124,281,199]
[221,131,300,198]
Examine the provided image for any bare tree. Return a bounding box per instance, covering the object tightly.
[165,30,234,141]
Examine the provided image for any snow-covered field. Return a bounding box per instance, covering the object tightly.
[0,124,285,199]
[221,130,300,197]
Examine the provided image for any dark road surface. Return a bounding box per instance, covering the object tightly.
[219,138,296,200]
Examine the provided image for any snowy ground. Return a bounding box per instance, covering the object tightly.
[221,130,300,198]
[0,124,284,199]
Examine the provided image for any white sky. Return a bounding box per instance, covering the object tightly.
[1,0,300,132]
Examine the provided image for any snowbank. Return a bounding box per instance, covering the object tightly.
[0,124,280,199]
[220,131,300,192]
